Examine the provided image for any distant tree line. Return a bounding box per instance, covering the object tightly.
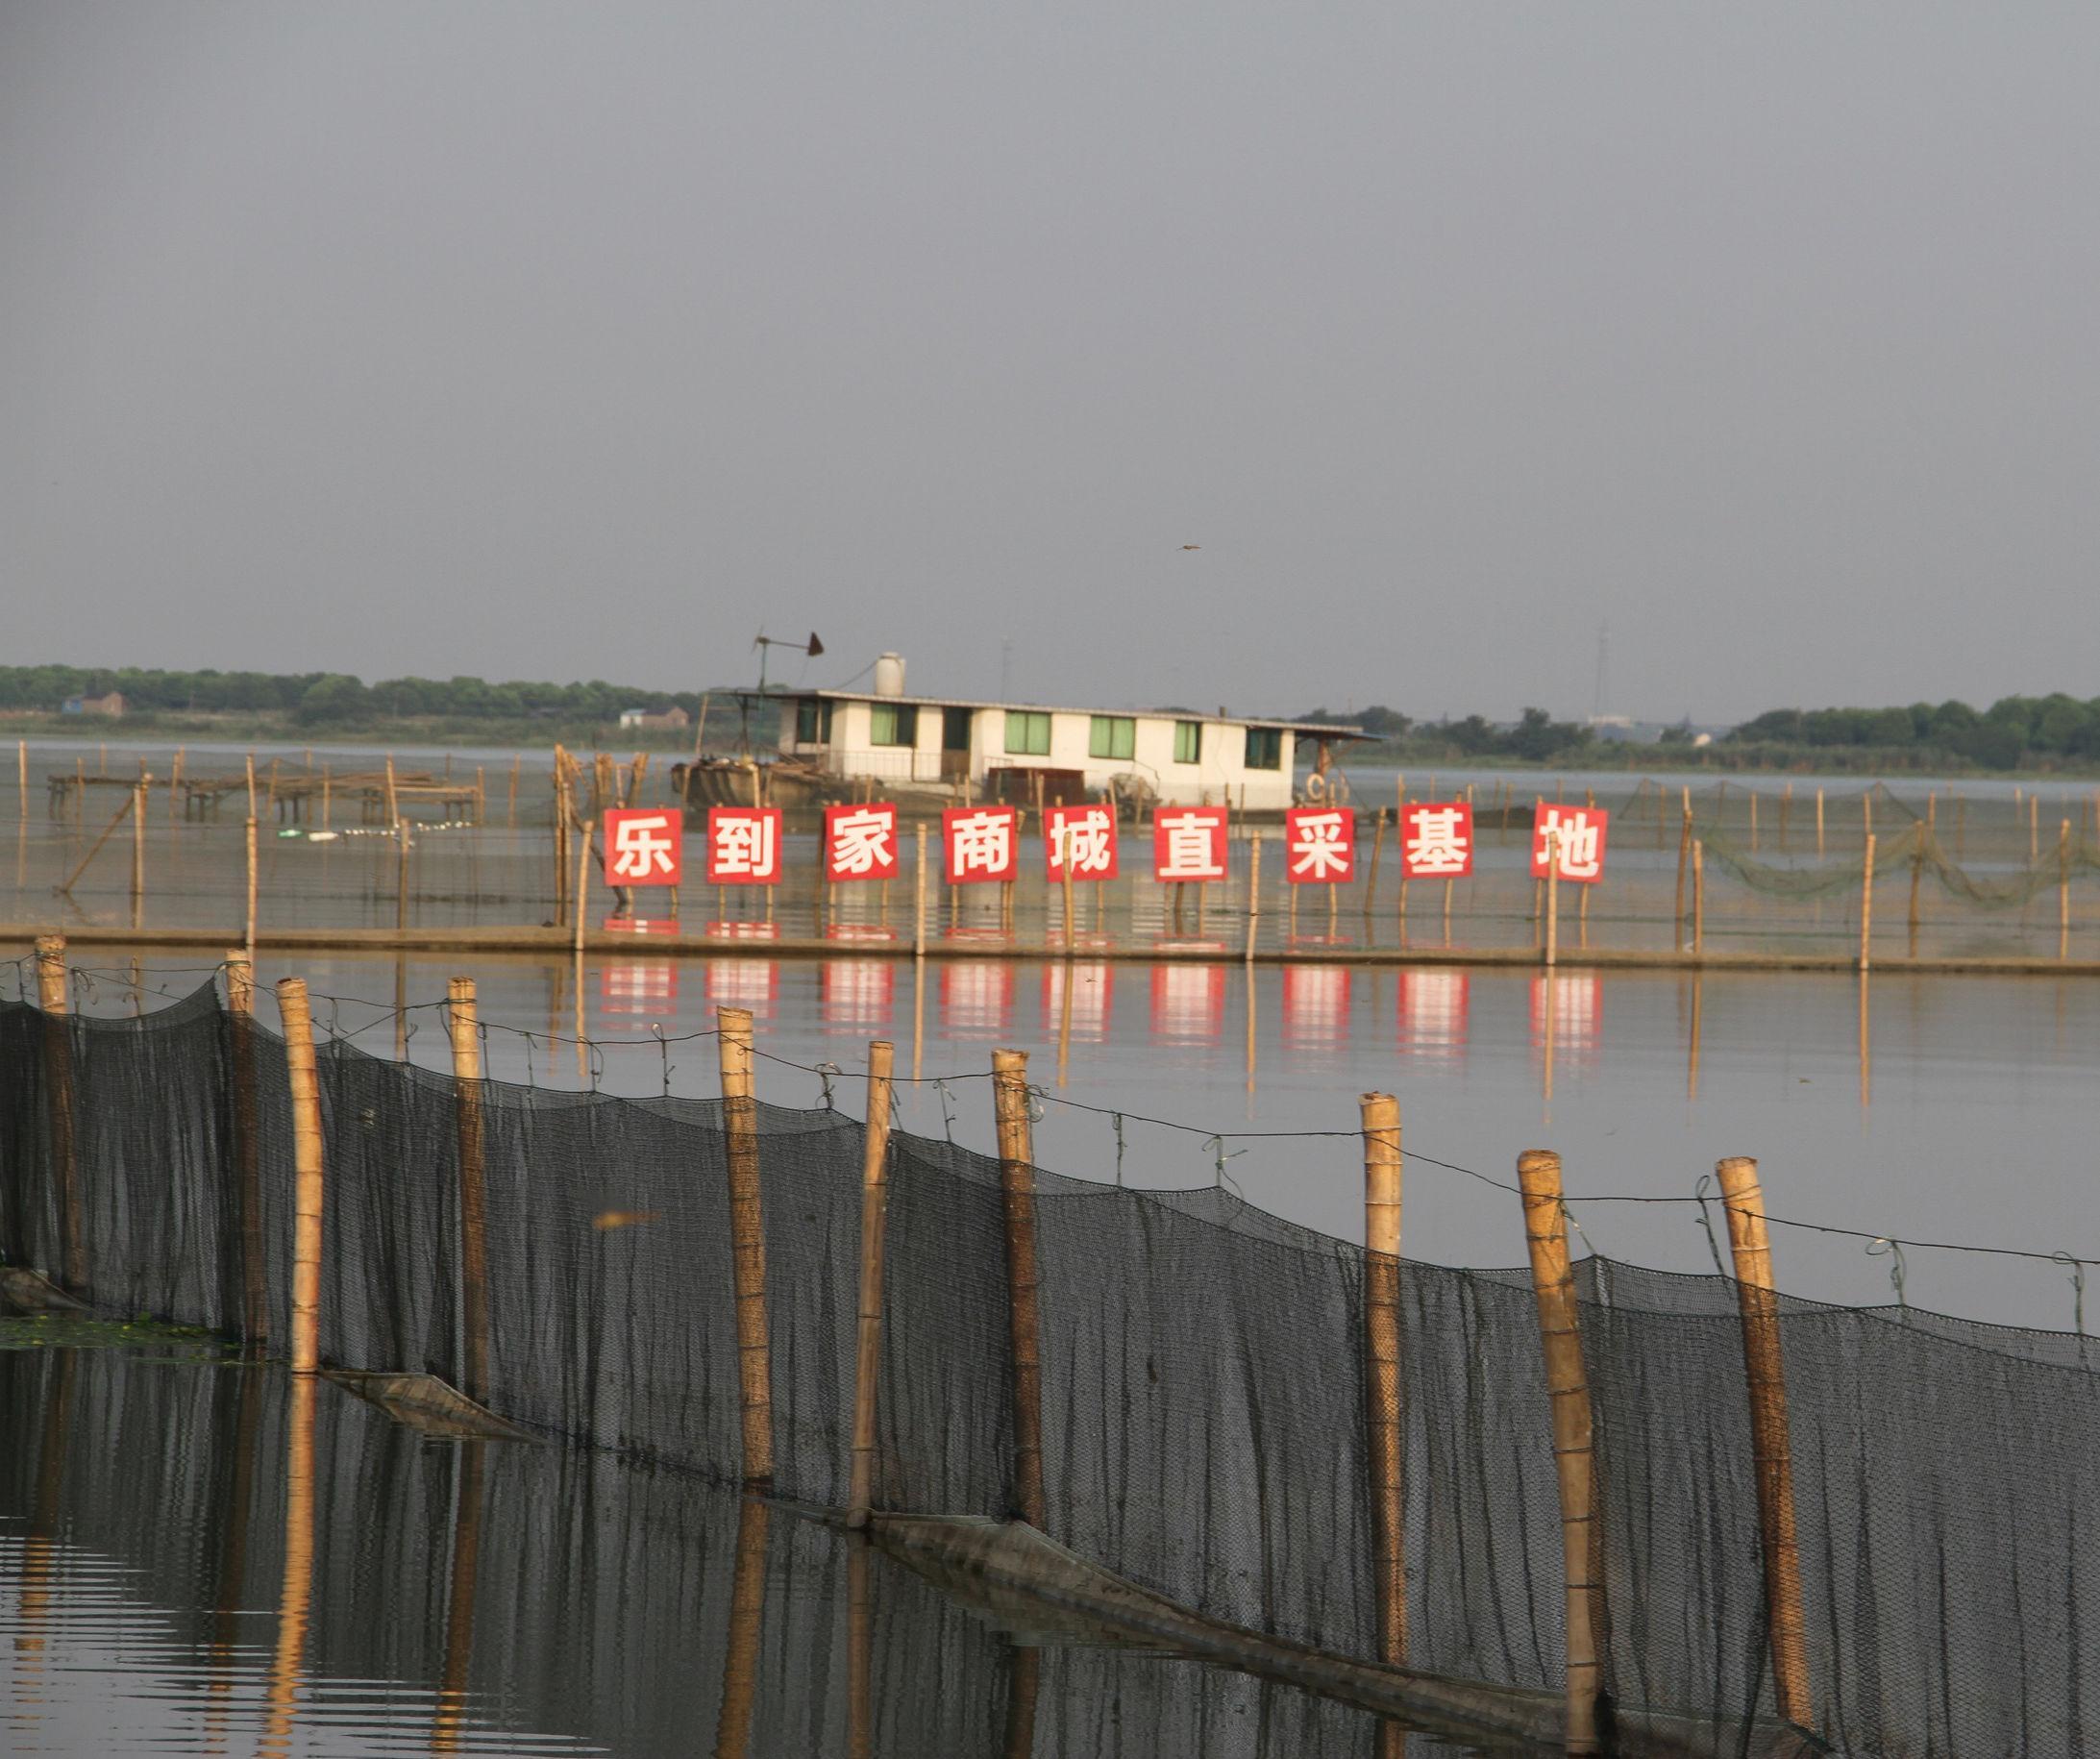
[0,665,704,728]
[1300,704,1595,761]
[1728,695,2100,769]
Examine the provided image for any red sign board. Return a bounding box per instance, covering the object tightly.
[824,803,900,882]
[1283,808,1355,884]
[1399,803,1474,880]
[1531,805,1609,883]
[1044,805,1119,880]
[943,806,1020,884]
[1152,806,1227,882]
[602,808,683,887]
[705,807,783,884]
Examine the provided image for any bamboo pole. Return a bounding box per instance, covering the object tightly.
[993,1049,1046,1526]
[279,978,325,1376]
[1692,839,1705,957]
[848,1040,897,1526]
[1858,833,1875,974]
[1544,830,1560,968]
[915,823,928,959]
[1058,828,1076,950]
[1673,807,1691,944]
[575,824,590,957]
[1516,1149,1602,1755]
[245,753,257,818]
[1908,825,1924,959]
[1244,835,1262,965]
[448,978,490,1405]
[1715,1157,1814,1733]
[320,765,332,830]
[130,777,147,922]
[718,1006,773,1485]
[226,952,268,1349]
[1365,807,1386,918]
[2031,792,2040,863]
[35,937,84,1295]
[1361,1093,1406,1666]
[15,739,24,819]
[1815,788,1824,857]
[396,816,411,932]
[245,817,259,961]
[2061,818,2072,960]
[384,754,400,827]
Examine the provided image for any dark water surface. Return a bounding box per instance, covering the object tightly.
[1,1342,1448,1757]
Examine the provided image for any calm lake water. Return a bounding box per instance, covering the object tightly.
[0,1342,1448,1758]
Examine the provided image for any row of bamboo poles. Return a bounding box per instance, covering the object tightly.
[23,929,1819,1752]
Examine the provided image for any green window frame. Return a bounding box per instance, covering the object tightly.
[1174,721,1202,765]
[870,703,918,747]
[1003,709,1051,756]
[1089,715,1136,760]
[795,698,833,744]
[1245,727,1283,771]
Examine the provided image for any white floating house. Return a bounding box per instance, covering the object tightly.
[776,655,1362,810]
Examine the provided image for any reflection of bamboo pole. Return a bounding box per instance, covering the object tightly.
[1517,1149,1602,1755]
[56,789,135,895]
[205,1363,260,1744]
[848,1541,875,1759]
[280,979,325,1375]
[449,978,490,1404]
[1858,974,1871,1109]
[1688,970,1703,1101]
[1361,1094,1405,1665]
[432,1441,485,1755]
[34,937,83,1295]
[993,1049,1046,1525]
[259,1369,318,1757]
[849,1041,896,1525]
[226,952,268,1348]
[713,1499,770,1759]
[1716,1157,1814,1733]
[1003,1645,1041,1759]
[718,1006,773,1485]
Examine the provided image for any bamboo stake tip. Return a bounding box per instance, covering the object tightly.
[1516,1148,1563,1189]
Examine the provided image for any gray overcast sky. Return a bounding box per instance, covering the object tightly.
[5,4,2097,724]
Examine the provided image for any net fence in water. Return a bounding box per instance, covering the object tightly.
[3,980,2096,1754]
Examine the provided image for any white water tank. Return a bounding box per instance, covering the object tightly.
[874,653,907,698]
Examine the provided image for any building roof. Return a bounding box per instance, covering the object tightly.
[801,688,1366,739]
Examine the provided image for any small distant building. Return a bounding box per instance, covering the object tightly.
[775,657,1362,809]
[618,706,690,731]
[61,692,125,718]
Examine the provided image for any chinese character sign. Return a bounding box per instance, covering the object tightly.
[1044,805,1119,880]
[824,803,900,882]
[1284,808,1355,884]
[705,806,783,885]
[944,806,1019,884]
[1531,805,1610,882]
[1152,806,1227,882]
[1399,803,1473,880]
[602,808,683,887]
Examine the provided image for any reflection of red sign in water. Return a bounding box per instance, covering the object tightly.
[1044,805,1118,880]
[1284,809,1355,884]
[603,809,683,887]
[706,807,783,884]
[940,961,1014,1037]
[601,962,678,1015]
[822,958,894,1028]
[1042,963,1113,1041]
[825,923,898,943]
[944,806,1020,884]
[1153,807,1227,882]
[706,958,778,1013]
[705,920,780,940]
[1397,969,1469,1057]
[1399,804,1474,880]
[1530,973,1602,1048]
[1282,963,1352,1044]
[1149,963,1225,1041]
[825,804,900,882]
[601,916,678,934]
[1531,805,1609,882]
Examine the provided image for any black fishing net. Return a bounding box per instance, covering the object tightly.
[6,979,2100,1754]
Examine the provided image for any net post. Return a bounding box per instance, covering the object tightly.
[2060,818,2072,960]
[992,1048,1046,1527]
[1058,827,1076,951]
[717,1005,773,1485]
[278,978,326,1376]
[1673,796,1692,943]
[1544,830,1560,968]
[1365,807,1385,919]
[244,815,259,963]
[1858,833,1875,974]
[395,816,411,932]
[34,935,85,1297]
[849,1040,896,1527]
[1715,1157,1815,1733]
[448,977,490,1405]
[914,823,928,959]
[1516,1149,1603,1755]
[225,951,268,1349]
[1244,835,1262,966]
[1360,1092,1406,1665]
[1692,839,1705,958]
[130,776,147,925]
